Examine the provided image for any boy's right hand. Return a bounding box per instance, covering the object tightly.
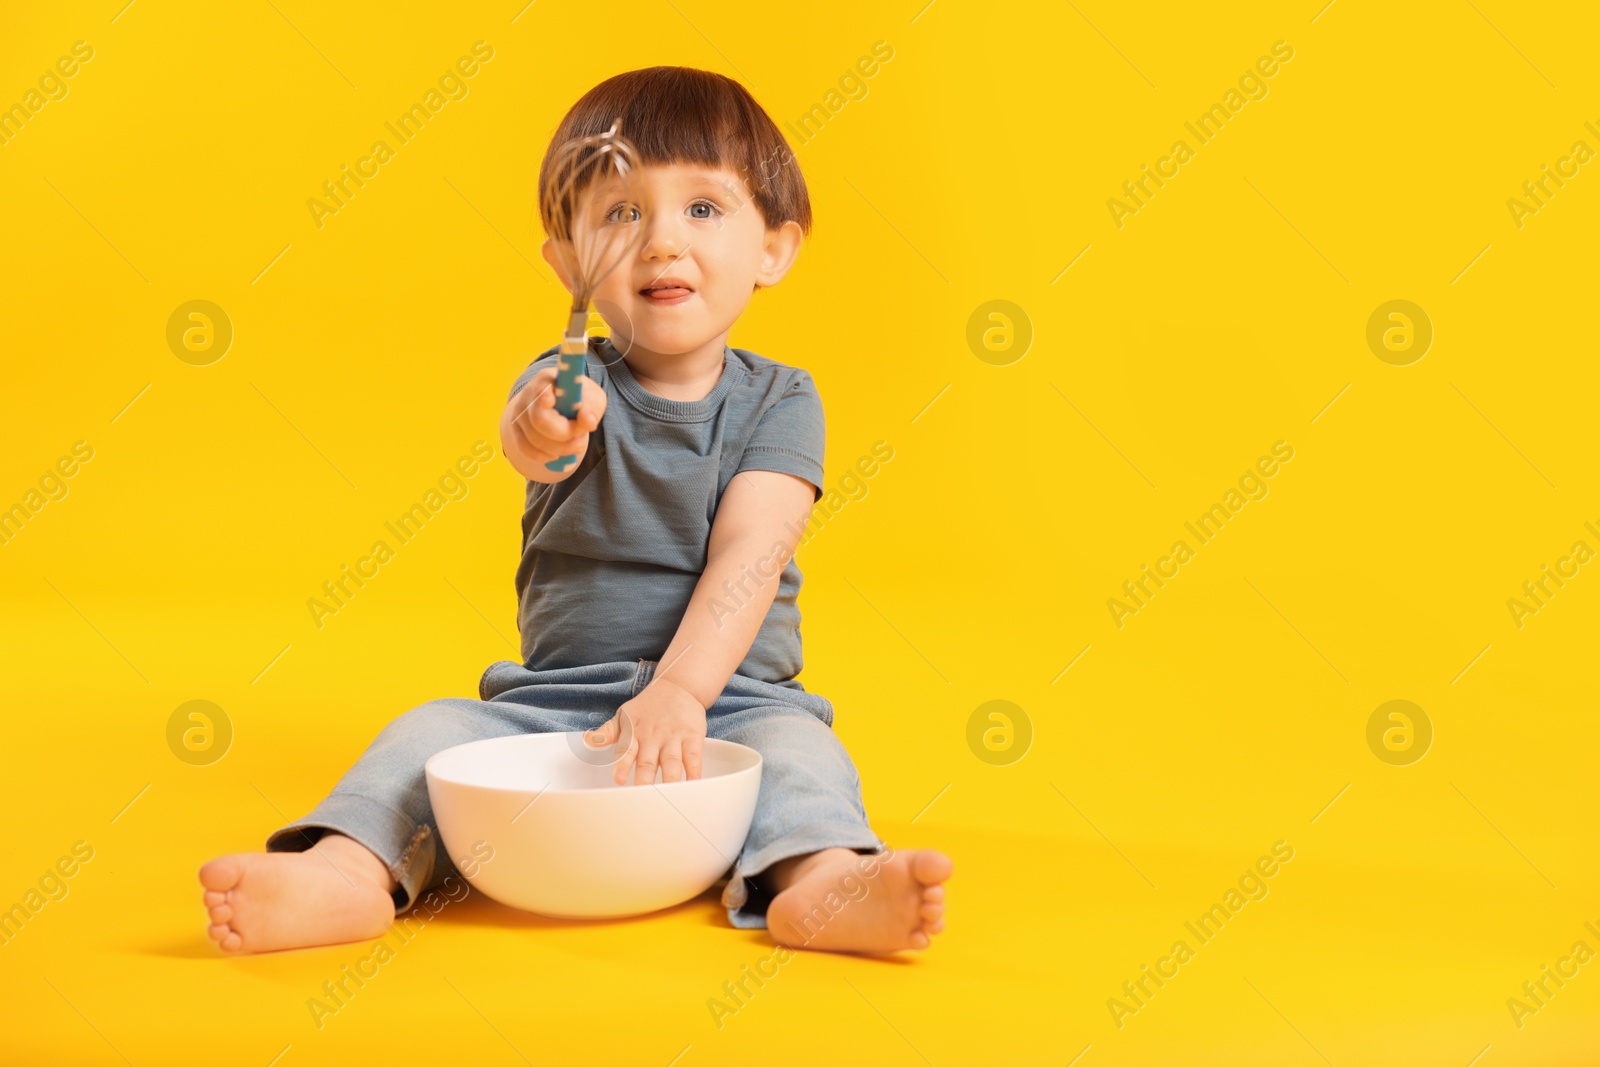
[502,366,606,475]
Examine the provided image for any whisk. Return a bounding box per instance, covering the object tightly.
[539,119,648,472]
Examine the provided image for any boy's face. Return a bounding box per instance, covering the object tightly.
[542,162,802,358]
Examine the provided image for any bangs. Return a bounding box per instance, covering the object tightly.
[538,67,810,238]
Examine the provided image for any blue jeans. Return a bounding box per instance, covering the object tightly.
[265,658,886,929]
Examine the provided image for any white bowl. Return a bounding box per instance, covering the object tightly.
[424,733,762,919]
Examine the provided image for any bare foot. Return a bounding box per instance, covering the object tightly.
[765,846,951,954]
[198,833,397,954]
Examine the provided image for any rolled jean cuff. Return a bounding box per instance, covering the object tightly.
[720,822,888,930]
[264,791,435,911]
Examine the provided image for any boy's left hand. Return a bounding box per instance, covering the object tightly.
[584,678,707,786]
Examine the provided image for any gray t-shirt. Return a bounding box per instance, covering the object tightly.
[507,335,825,685]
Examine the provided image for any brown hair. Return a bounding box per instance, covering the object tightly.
[537,66,810,238]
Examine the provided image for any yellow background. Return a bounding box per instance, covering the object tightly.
[2,0,1597,1063]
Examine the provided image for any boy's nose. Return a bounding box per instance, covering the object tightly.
[639,213,687,261]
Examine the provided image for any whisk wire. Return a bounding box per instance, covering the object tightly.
[539,119,648,470]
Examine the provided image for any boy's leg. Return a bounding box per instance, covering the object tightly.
[702,675,952,954]
[202,660,643,954]
[262,696,535,909]
[203,696,538,954]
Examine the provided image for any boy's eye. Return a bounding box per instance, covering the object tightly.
[688,200,722,220]
[605,203,640,224]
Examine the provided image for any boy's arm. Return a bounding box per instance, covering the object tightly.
[585,467,815,785]
[648,468,817,709]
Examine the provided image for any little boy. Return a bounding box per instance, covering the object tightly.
[199,65,950,954]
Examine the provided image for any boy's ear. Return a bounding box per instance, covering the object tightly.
[541,237,575,292]
[754,221,803,289]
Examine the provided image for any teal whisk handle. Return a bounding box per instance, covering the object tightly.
[545,312,587,473]
[551,345,584,421]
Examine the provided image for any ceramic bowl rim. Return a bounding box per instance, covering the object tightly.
[423,733,763,795]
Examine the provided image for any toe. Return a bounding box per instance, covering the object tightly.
[911,850,953,886]
[920,902,943,921]
[199,855,244,893]
[909,929,930,949]
[922,884,945,904]
[209,903,233,924]
[203,890,226,908]
[207,922,230,943]
[221,930,243,953]
[926,918,944,935]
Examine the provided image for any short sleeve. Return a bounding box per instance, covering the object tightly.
[735,369,826,502]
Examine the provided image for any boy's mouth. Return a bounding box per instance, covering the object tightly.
[640,278,694,305]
